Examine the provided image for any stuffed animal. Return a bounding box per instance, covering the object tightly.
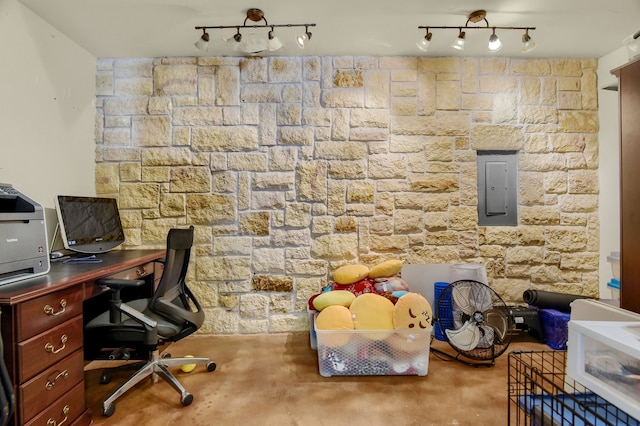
[312,290,356,311]
[333,264,369,285]
[368,259,403,279]
[349,293,395,340]
[373,276,410,294]
[325,278,376,297]
[315,305,354,347]
[393,292,433,330]
[387,293,433,356]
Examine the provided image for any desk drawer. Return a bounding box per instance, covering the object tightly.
[24,380,85,426]
[18,286,84,341]
[19,349,84,422]
[107,261,157,281]
[18,316,83,383]
[84,261,159,300]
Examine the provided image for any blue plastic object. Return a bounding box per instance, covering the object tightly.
[433,282,452,341]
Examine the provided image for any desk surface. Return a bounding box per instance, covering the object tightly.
[0,249,165,305]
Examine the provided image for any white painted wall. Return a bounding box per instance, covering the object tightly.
[0,0,97,248]
[598,46,629,297]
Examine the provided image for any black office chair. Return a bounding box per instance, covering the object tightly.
[85,226,216,417]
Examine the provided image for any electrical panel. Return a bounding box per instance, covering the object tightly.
[477,151,518,226]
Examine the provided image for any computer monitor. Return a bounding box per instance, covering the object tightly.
[54,195,125,254]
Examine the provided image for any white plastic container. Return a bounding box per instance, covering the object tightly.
[315,319,431,377]
[567,320,640,421]
[448,263,487,285]
[607,251,620,280]
[607,278,621,301]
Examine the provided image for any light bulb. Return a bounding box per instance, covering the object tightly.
[488,33,502,52]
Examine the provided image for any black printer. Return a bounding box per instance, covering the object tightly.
[0,184,49,285]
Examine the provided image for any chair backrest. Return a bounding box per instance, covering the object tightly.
[148,226,204,340]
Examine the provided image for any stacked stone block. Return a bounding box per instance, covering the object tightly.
[95,56,599,334]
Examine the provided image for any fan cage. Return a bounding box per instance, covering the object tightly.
[434,280,513,362]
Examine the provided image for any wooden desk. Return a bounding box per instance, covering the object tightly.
[0,249,164,426]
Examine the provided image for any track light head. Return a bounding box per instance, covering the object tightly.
[521,30,536,53]
[194,29,210,51]
[416,29,432,52]
[296,26,312,49]
[268,26,284,51]
[451,30,466,50]
[488,28,502,52]
[233,29,242,43]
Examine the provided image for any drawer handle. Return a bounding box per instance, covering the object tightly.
[45,334,68,354]
[136,266,147,277]
[44,299,67,316]
[45,369,69,390]
[47,405,70,426]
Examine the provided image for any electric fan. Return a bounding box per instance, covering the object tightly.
[432,280,512,366]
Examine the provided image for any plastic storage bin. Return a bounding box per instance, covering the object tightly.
[607,252,620,280]
[608,278,621,301]
[567,320,640,422]
[539,308,570,350]
[315,321,431,377]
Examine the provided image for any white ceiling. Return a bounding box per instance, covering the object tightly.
[17,0,640,59]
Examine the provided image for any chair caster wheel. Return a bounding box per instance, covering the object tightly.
[103,404,115,417]
[181,393,193,406]
[207,362,217,372]
[100,371,112,384]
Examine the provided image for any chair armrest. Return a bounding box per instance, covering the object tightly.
[97,278,146,308]
[118,303,157,329]
[117,302,158,345]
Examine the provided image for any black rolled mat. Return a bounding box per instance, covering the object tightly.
[522,290,591,312]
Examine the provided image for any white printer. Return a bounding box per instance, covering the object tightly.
[0,184,49,285]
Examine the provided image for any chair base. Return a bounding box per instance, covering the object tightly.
[100,350,216,417]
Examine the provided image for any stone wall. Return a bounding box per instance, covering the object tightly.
[95,56,599,334]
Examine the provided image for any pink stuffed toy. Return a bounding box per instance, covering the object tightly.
[373,277,409,294]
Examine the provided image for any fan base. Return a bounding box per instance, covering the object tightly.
[430,346,496,367]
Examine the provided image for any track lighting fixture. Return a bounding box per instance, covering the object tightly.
[418,10,535,54]
[195,8,316,55]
